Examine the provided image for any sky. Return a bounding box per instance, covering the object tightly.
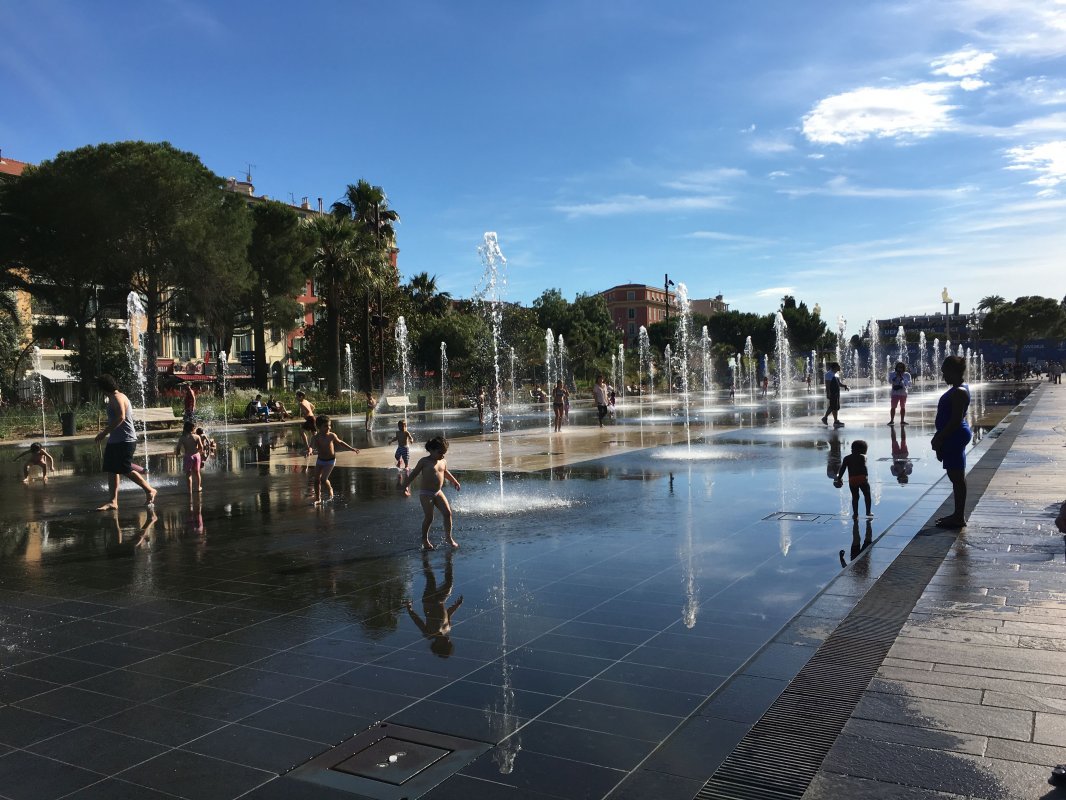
[4,0,1066,334]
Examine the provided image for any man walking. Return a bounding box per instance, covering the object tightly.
[820,362,849,428]
[593,375,610,427]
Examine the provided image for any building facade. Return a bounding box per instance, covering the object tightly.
[601,283,676,345]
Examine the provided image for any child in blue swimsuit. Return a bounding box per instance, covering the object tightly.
[390,420,416,495]
[931,356,971,528]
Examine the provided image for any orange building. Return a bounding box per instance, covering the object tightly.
[601,283,676,345]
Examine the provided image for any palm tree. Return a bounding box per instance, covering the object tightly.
[332,181,400,391]
[977,295,1006,313]
[405,272,452,317]
[307,216,365,396]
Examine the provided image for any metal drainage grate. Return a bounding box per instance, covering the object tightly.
[288,723,489,799]
[762,512,826,522]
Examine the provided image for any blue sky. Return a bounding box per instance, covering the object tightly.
[4,0,1066,335]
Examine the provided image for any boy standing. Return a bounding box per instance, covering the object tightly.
[311,415,360,503]
[820,362,849,427]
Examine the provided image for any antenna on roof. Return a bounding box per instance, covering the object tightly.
[244,163,256,183]
[288,192,296,205]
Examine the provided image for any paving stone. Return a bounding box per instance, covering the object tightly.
[1033,711,1066,745]
[868,677,983,704]
[842,717,987,756]
[985,736,1066,766]
[853,692,1033,740]
[804,771,968,799]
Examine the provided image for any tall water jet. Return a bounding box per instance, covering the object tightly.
[700,326,712,395]
[896,326,907,366]
[218,350,229,446]
[509,346,517,408]
[919,331,929,385]
[126,292,149,464]
[664,344,673,397]
[30,346,47,442]
[476,233,506,498]
[933,339,942,389]
[638,326,650,425]
[440,341,448,432]
[557,334,568,392]
[852,350,860,384]
[344,343,355,422]
[744,336,755,402]
[867,320,881,385]
[836,316,847,378]
[674,283,693,451]
[957,343,965,358]
[545,329,556,434]
[618,342,625,408]
[773,310,792,401]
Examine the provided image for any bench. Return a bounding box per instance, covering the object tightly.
[138,407,180,428]
[384,395,413,411]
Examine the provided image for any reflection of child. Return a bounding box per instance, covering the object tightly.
[312,415,360,503]
[400,437,461,550]
[16,442,54,483]
[890,427,912,485]
[364,392,375,432]
[404,551,463,658]
[834,439,872,518]
[175,422,204,497]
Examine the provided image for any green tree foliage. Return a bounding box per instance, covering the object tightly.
[977,295,1006,313]
[404,272,451,318]
[779,296,828,354]
[982,296,1066,363]
[307,215,362,395]
[0,141,253,403]
[412,312,490,389]
[532,288,569,336]
[247,201,315,389]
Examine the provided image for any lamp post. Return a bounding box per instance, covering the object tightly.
[941,287,952,341]
[664,274,675,327]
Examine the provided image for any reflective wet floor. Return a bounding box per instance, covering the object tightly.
[0,384,1026,799]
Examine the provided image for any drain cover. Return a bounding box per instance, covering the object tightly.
[763,511,825,522]
[288,723,489,799]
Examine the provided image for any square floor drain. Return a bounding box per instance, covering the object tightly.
[763,511,825,522]
[288,723,489,799]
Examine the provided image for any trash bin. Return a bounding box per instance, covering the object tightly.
[60,412,76,436]
[417,395,427,411]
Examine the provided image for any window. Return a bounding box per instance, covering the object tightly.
[626,290,636,301]
[628,323,635,335]
[628,308,635,319]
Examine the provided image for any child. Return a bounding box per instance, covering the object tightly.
[401,437,461,550]
[195,427,217,453]
[15,442,54,483]
[834,439,873,518]
[931,355,971,528]
[175,422,204,497]
[389,420,415,491]
[821,361,850,427]
[364,391,376,432]
[311,414,360,503]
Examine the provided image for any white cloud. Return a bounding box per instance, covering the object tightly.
[554,194,729,219]
[663,168,746,191]
[781,175,975,199]
[930,47,996,78]
[767,171,789,179]
[748,138,795,155]
[1006,140,1066,191]
[959,77,988,91]
[803,82,958,145]
[685,231,769,243]
[754,287,794,299]
[1014,76,1066,106]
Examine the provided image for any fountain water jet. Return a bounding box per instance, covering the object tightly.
[344,343,355,423]
[440,342,448,433]
[126,293,150,465]
[674,283,693,452]
[476,233,506,498]
[30,346,47,442]
[395,317,411,424]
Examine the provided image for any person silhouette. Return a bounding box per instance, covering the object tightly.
[404,550,463,657]
[839,518,873,571]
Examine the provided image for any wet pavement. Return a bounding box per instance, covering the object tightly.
[0,383,1031,799]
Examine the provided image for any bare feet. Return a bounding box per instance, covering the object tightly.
[422,539,436,551]
[96,503,118,511]
[22,478,29,484]
[144,488,157,507]
[444,537,459,549]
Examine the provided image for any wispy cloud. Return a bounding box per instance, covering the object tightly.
[684,231,772,244]
[803,82,958,145]
[748,138,795,155]
[781,175,975,199]
[1006,140,1066,192]
[930,46,996,78]
[554,194,729,219]
[662,167,746,191]
[755,286,795,298]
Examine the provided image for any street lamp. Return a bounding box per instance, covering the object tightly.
[664,274,675,326]
[941,287,952,341]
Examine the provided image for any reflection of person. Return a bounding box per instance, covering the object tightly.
[834,439,872,518]
[15,442,54,483]
[890,427,912,485]
[931,356,971,528]
[175,422,204,498]
[405,550,463,658]
[888,362,912,426]
[826,435,842,481]
[364,391,375,432]
[839,518,873,568]
[95,374,156,511]
[400,437,461,550]
[820,362,849,427]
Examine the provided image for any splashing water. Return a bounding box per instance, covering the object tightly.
[30,346,46,442]
[618,342,625,408]
[867,319,881,385]
[675,283,692,452]
[744,336,755,402]
[545,329,555,435]
[919,331,929,385]
[440,342,448,433]
[126,292,149,465]
[773,310,792,402]
[395,317,411,424]
[344,343,355,422]
[896,325,907,367]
